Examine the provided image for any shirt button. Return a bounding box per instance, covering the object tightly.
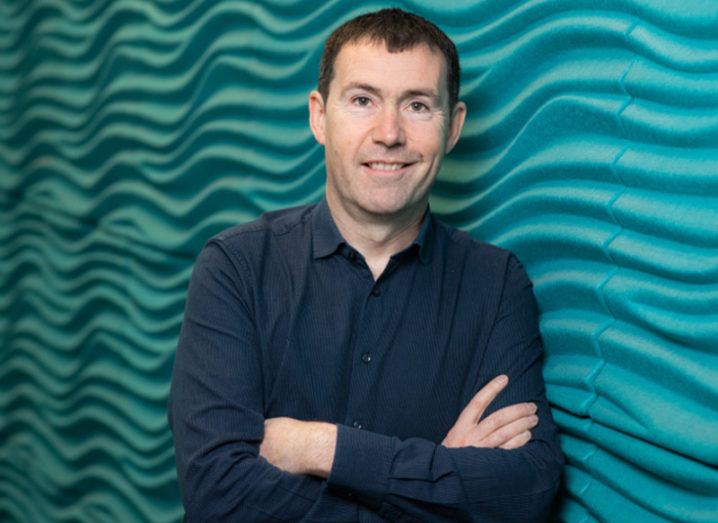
[352,420,363,430]
[361,352,372,364]
[371,286,381,296]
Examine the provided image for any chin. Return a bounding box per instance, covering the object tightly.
[359,199,414,218]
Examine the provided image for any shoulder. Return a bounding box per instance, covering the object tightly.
[206,203,316,255]
[433,218,531,291]
[437,219,515,266]
[191,203,316,277]
[190,203,317,297]
[214,203,315,242]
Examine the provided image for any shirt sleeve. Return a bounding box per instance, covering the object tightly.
[168,240,381,522]
[326,254,564,522]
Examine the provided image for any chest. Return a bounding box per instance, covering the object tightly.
[255,254,498,441]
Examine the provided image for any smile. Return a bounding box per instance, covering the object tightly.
[365,162,411,171]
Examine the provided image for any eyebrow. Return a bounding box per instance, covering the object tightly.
[342,82,441,103]
[342,82,381,97]
[404,89,441,103]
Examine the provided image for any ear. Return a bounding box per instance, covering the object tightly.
[445,101,466,153]
[308,90,327,145]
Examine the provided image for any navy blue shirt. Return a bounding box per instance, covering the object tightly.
[168,198,563,522]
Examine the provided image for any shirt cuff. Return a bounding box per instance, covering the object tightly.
[327,424,396,507]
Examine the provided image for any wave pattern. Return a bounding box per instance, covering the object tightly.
[1,1,717,521]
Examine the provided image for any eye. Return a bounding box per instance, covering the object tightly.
[411,101,429,112]
[353,96,371,107]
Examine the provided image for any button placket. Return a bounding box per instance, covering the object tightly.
[344,273,390,433]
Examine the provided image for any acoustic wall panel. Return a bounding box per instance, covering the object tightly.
[1,1,716,521]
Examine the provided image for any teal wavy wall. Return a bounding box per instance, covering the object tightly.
[1,1,716,521]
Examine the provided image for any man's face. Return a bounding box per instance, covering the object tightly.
[309,40,466,222]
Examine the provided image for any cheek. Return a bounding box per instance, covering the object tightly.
[408,122,448,152]
[331,134,359,163]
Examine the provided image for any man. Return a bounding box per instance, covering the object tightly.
[169,8,563,522]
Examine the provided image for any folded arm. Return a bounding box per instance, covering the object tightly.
[168,241,562,522]
[261,354,561,522]
[316,255,564,522]
[260,374,537,477]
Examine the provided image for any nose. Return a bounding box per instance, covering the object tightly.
[371,106,405,147]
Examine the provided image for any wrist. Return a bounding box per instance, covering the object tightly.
[303,422,337,478]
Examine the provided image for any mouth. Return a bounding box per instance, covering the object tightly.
[363,161,414,172]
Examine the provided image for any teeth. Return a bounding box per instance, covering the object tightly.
[368,162,405,171]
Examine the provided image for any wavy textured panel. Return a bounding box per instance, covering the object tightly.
[1,0,716,521]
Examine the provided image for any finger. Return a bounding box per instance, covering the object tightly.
[475,402,536,440]
[499,430,532,450]
[480,414,538,448]
[456,375,509,427]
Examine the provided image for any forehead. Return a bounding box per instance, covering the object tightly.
[331,40,447,96]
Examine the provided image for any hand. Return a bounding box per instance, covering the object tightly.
[442,375,538,450]
[259,417,337,478]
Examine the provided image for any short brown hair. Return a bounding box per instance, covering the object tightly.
[318,8,461,111]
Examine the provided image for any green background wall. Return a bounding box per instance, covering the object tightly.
[1,1,716,521]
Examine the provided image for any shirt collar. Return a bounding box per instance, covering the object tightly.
[311,196,435,264]
[311,197,346,259]
[413,206,434,265]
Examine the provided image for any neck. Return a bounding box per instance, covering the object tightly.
[326,196,425,280]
